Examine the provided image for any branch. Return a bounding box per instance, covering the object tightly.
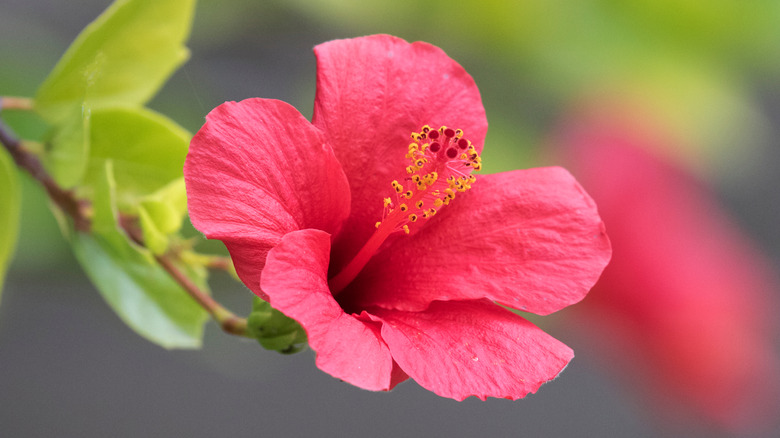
[156,253,248,336]
[121,217,248,337]
[0,105,248,337]
[0,118,90,231]
[0,96,34,111]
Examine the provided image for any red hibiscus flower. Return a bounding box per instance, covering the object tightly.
[554,103,780,432]
[184,35,611,400]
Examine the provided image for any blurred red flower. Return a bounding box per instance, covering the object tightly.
[554,103,780,432]
[184,35,611,400]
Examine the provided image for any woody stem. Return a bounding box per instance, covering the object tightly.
[121,220,249,337]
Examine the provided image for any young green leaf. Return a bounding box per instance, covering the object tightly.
[138,178,188,255]
[81,107,190,210]
[247,297,308,354]
[72,160,208,349]
[34,0,196,187]
[41,105,91,188]
[0,147,21,301]
[35,0,196,122]
[137,205,170,255]
[141,178,187,235]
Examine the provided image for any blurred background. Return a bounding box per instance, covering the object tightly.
[1,0,779,436]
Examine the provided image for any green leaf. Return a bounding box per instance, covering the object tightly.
[81,106,190,210]
[72,160,208,349]
[41,104,91,188]
[34,0,196,188]
[247,297,308,354]
[35,0,196,122]
[0,147,21,301]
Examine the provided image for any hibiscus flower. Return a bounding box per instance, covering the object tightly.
[184,35,611,400]
[553,102,780,432]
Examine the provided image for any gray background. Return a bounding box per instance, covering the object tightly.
[2,1,779,437]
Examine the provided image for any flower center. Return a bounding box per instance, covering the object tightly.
[328,125,482,295]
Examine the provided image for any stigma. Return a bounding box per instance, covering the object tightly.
[329,125,481,294]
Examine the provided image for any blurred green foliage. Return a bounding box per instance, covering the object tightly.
[0,146,20,299]
[273,0,780,172]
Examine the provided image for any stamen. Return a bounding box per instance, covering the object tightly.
[328,124,482,294]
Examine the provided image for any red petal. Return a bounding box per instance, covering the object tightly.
[311,35,488,270]
[184,98,350,294]
[369,299,573,400]
[342,167,611,315]
[260,229,405,391]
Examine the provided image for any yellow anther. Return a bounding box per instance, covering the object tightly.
[377,125,482,239]
[375,221,382,228]
[423,172,437,186]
